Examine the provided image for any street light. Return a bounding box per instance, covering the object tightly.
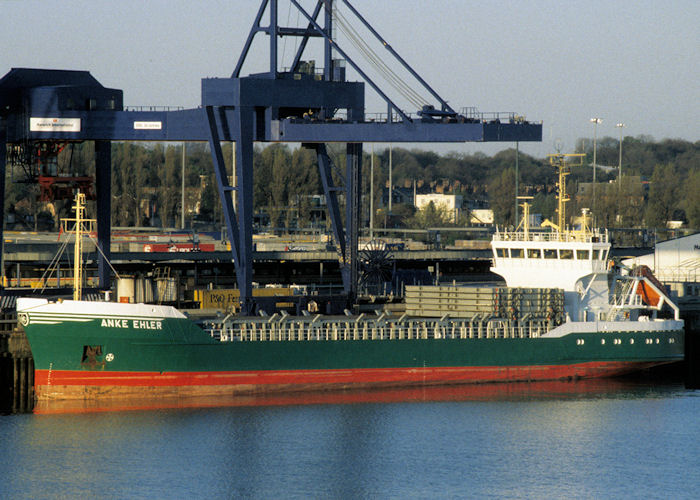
[590,117,602,214]
[616,123,625,185]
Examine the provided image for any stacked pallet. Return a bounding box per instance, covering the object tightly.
[405,285,564,320]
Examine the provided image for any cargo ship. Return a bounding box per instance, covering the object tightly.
[17,157,684,402]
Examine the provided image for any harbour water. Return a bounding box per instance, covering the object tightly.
[1,377,698,499]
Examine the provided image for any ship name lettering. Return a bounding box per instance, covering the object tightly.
[132,320,163,330]
[101,318,129,328]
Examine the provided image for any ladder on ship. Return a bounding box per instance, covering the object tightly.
[606,277,639,321]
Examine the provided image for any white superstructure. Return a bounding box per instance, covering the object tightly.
[490,154,680,326]
[491,226,612,322]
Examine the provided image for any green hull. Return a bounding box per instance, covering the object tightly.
[17,298,685,400]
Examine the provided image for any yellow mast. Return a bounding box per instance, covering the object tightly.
[61,191,96,300]
[515,196,534,238]
[544,153,585,236]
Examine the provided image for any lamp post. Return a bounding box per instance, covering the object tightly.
[388,144,393,213]
[514,141,519,225]
[370,144,374,239]
[181,142,186,229]
[590,117,602,214]
[616,123,625,185]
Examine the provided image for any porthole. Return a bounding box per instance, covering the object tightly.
[656,338,660,344]
[669,338,675,344]
[601,339,605,345]
[630,339,634,345]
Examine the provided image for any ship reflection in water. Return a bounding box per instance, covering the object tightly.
[10,375,697,500]
[32,376,678,414]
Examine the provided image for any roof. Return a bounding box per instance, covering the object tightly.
[0,68,104,90]
[656,231,700,247]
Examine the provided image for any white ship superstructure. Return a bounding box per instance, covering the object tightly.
[491,154,680,327]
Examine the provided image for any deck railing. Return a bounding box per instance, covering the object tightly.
[493,229,608,243]
[204,316,553,343]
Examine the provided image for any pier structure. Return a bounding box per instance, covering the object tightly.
[0,312,33,414]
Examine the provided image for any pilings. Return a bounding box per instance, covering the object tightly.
[682,309,700,389]
[0,312,34,414]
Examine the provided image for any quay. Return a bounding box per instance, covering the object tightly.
[0,309,33,414]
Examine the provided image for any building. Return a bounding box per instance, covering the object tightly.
[622,232,700,301]
[470,209,494,226]
[414,193,463,223]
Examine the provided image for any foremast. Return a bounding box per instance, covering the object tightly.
[62,191,96,300]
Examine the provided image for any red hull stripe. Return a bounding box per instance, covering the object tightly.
[35,362,659,388]
[32,378,648,414]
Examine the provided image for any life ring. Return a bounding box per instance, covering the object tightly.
[18,313,29,326]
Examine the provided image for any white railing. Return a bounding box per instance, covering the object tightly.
[204,316,554,343]
[493,228,608,243]
[657,268,700,283]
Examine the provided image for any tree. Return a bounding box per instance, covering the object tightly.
[288,147,319,228]
[645,164,681,228]
[488,168,516,226]
[160,145,183,227]
[531,192,556,222]
[405,201,453,229]
[198,174,217,222]
[112,142,148,226]
[265,144,292,228]
[683,169,700,229]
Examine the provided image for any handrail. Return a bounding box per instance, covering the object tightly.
[493,229,609,243]
[205,316,554,342]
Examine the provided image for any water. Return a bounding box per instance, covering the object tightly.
[1,379,699,499]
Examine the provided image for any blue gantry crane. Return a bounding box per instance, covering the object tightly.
[0,0,541,313]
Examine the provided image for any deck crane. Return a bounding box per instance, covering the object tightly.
[0,0,542,313]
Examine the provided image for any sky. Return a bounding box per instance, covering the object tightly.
[2,0,698,159]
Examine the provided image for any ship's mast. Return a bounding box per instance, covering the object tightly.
[515,195,534,238]
[61,191,96,300]
[544,153,585,236]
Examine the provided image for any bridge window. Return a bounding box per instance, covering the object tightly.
[544,249,557,259]
[594,249,604,260]
[560,249,574,259]
[527,249,541,259]
[496,248,507,258]
[511,248,524,258]
[576,250,590,260]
